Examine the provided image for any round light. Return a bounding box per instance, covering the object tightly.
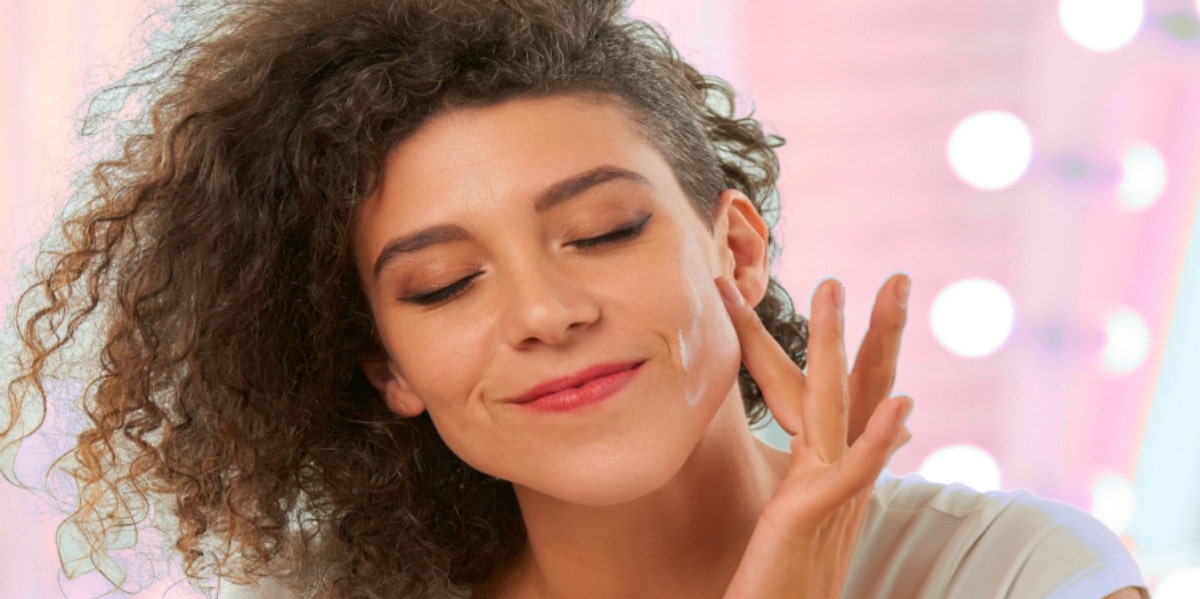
[1118,143,1167,211]
[918,444,1003,492]
[1089,472,1137,535]
[946,111,1034,191]
[1058,0,1144,52]
[1156,567,1200,599]
[930,278,1016,358]
[1102,308,1151,375]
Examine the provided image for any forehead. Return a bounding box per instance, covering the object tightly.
[352,93,683,248]
[387,93,655,186]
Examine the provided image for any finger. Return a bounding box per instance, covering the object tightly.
[780,396,913,518]
[716,276,808,439]
[804,279,849,461]
[836,395,913,492]
[888,425,913,459]
[848,274,910,444]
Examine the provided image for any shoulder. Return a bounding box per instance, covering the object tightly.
[842,471,1149,599]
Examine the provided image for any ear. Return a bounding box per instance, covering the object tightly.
[361,356,427,418]
[714,189,770,306]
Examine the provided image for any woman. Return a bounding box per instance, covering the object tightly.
[2,0,1147,597]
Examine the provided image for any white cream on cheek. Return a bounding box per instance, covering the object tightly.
[676,236,719,409]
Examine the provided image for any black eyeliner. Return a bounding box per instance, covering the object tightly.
[402,272,481,306]
[572,212,653,250]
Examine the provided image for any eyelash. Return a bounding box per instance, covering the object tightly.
[401,213,652,306]
[570,213,653,250]
[403,272,482,306]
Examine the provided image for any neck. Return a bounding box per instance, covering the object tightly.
[482,392,789,599]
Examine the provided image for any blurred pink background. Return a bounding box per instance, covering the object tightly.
[3,0,1199,596]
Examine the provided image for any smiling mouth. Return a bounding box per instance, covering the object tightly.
[513,361,645,412]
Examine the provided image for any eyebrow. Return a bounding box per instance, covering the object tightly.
[371,165,652,281]
[533,166,652,214]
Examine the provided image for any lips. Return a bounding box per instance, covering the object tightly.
[512,361,644,411]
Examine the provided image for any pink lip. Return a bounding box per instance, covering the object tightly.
[513,361,644,412]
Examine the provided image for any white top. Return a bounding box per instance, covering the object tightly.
[844,471,1150,599]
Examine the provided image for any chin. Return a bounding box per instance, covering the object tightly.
[513,384,742,509]
[516,449,695,508]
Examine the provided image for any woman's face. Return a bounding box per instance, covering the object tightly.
[353,94,761,506]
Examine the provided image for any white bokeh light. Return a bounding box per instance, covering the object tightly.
[1089,473,1137,535]
[1118,143,1168,211]
[1102,308,1151,375]
[1058,0,1145,52]
[930,278,1016,358]
[919,444,1003,492]
[947,111,1034,191]
[1156,567,1200,599]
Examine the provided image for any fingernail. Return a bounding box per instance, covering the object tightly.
[716,277,744,306]
[895,275,911,309]
[898,398,914,424]
[830,280,844,311]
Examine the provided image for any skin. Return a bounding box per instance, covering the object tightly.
[352,94,1140,598]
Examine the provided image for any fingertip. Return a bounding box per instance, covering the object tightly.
[894,395,914,425]
[888,425,913,457]
[814,278,844,312]
[715,276,746,307]
[894,274,911,309]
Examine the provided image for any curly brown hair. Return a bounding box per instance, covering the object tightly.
[2,0,809,596]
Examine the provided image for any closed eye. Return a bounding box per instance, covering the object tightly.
[571,213,652,250]
[401,272,483,306]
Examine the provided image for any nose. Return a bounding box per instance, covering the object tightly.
[500,261,601,348]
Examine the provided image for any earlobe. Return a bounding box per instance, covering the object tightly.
[361,357,427,417]
[716,189,770,306]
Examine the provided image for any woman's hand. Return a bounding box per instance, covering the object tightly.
[720,274,913,599]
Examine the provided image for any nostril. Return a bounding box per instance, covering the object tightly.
[500,269,601,347]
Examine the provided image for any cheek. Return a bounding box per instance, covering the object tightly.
[678,271,741,408]
[636,236,742,410]
[378,314,520,478]
[385,313,496,409]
